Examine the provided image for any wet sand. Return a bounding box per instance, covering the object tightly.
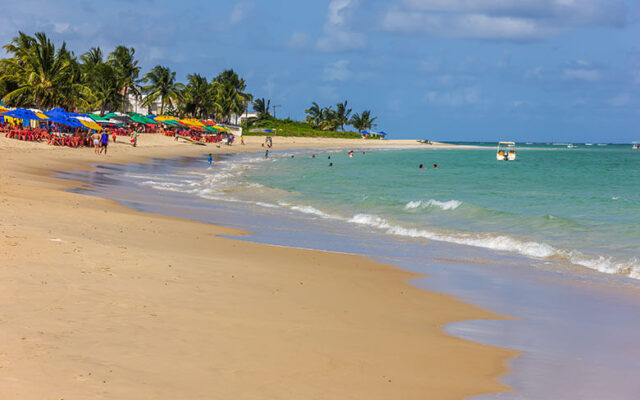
[0,134,515,399]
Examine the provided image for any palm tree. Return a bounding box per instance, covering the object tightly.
[91,62,123,115]
[0,32,85,108]
[182,73,213,118]
[335,100,351,131]
[252,98,271,120]
[108,46,140,113]
[304,102,323,127]
[141,65,184,115]
[320,106,339,131]
[212,69,252,123]
[349,110,377,132]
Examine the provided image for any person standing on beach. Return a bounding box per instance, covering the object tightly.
[208,153,213,165]
[99,130,109,155]
[92,131,101,154]
[265,149,269,159]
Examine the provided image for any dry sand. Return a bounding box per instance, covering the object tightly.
[0,134,516,399]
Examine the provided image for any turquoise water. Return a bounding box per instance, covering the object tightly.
[239,145,639,279]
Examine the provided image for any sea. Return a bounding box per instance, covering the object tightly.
[60,142,640,399]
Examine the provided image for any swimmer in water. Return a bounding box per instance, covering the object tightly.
[419,164,427,169]
[329,162,333,167]
[433,164,438,169]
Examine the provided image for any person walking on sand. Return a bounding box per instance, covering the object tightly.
[92,131,101,154]
[99,130,109,155]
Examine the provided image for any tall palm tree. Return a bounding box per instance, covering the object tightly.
[349,110,377,131]
[335,100,352,131]
[182,73,213,118]
[304,102,323,127]
[141,65,184,114]
[252,98,271,120]
[320,106,339,131]
[0,32,85,108]
[108,46,140,113]
[212,69,252,123]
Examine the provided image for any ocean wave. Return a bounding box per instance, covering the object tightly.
[346,214,640,280]
[289,205,338,219]
[405,199,462,211]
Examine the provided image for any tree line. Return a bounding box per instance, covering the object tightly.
[0,31,379,132]
[0,32,251,123]
[251,99,377,132]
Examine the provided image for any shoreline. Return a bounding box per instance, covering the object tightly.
[0,134,517,399]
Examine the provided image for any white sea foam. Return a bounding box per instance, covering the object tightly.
[289,205,335,218]
[348,214,392,229]
[405,199,462,211]
[345,213,640,280]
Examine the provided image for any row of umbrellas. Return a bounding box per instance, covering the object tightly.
[0,107,102,130]
[0,107,234,134]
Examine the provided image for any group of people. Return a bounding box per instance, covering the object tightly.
[91,131,110,154]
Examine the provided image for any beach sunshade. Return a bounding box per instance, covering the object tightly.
[89,113,112,121]
[75,116,103,131]
[181,118,205,127]
[264,129,273,133]
[1,108,43,121]
[155,115,178,122]
[128,112,157,125]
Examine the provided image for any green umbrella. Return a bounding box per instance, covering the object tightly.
[128,112,158,125]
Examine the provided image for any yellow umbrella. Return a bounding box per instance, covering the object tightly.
[34,111,49,119]
[155,115,177,121]
[78,118,102,131]
[181,118,205,127]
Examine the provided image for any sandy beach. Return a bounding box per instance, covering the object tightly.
[0,134,515,399]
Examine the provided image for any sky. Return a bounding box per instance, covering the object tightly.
[1,0,639,142]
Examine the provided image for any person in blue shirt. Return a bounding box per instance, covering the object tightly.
[99,131,109,155]
[207,153,213,165]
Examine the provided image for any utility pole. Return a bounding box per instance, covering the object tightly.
[272,104,282,119]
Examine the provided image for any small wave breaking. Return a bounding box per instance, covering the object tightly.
[405,199,462,211]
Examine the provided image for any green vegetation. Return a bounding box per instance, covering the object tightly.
[245,100,380,139]
[0,31,382,139]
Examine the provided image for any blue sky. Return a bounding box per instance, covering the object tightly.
[1,0,639,142]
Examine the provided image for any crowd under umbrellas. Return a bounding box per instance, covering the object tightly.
[0,107,237,149]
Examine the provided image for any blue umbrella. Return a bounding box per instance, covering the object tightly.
[44,109,84,128]
[264,129,273,133]
[1,108,42,120]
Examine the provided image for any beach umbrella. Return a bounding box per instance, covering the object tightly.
[43,109,85,128]
[128,112,157,124]
[264,129,273,133]
[1,108,43,121]
[75,116,103,131]
[155,115,178,122]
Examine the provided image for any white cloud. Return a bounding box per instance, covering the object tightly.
[230,1,255,25]
[324,60,350,82]
[562,67,601,81]
[286,32,311,50]
[316,0,366,52]
[425,87,482,106]
[383,12,551,40]
[419,58,441,73]
[53,22,70,34]
[381,0,626,40]
[608,93,630,107]
[316,30,366,52]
